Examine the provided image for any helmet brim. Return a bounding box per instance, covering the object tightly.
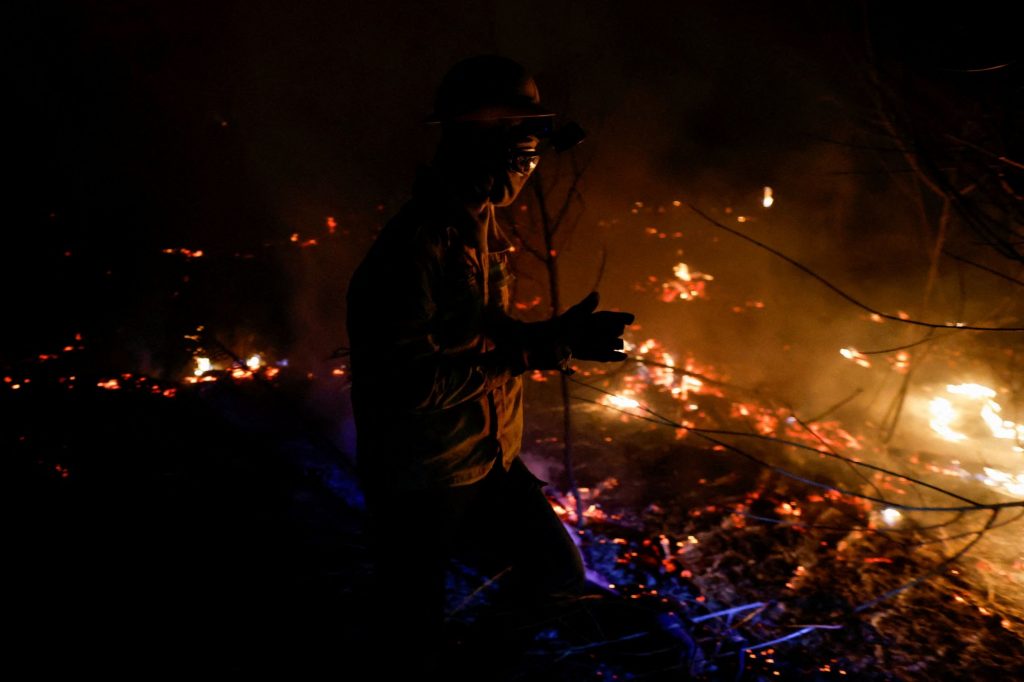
[424,101,556,124]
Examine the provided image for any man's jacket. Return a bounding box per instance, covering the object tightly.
[347,168,526,490]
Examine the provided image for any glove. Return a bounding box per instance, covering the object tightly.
[557,291,635,363]
[517,292,635,373]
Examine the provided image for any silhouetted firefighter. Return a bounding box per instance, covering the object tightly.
[346,55,634,673]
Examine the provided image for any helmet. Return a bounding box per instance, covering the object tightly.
[425,55,556,123]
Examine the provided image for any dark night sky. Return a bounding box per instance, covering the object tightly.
[12,1,1021,407]
[21,1,859,240]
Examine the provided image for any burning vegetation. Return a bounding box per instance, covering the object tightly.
[11,7,1024,673]
[9,173,1023,678]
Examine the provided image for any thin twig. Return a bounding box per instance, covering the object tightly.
[691,602,767,624]
[686,203,1024,331]
[853,508,1001,613]
[445,566,514,619]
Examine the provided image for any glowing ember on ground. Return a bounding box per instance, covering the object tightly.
[928,397,967,442]
[839,347,871,368]
[980,402,1024,443]
[194,357,213,376]
[947,383,996,399]
[546,477,620,524]
[663,262,714,302]
[888,351,911,374]
[928,383,1024,446]
[880,508,902,526]
[980,467,1024,497]
[603,394,640,410]
[162,248,203,258]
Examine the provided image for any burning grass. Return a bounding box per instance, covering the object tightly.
[7,197,1023,678]
[514,330,1024,678]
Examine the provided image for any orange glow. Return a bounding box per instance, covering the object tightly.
[880,508,902,526]
[662,262,713,301]
[162,248,203,258]
[326,216,337,234]
[839,347,871,368]
[947,383,996,399]
[888,351,910,373]
[514,296,543,310]
[929,397,967,442]
[602,393,640,409]
[194,357,212,376]
[931,383,1024,448]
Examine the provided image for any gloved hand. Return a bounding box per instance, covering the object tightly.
[557,291,635,362]
[518,292,635,373]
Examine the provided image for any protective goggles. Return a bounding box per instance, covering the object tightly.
[503,119,586,175]
[507,148,541,175]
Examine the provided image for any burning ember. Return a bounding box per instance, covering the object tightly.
[879,508,902,526]
[928,397,967,442]
[161,247,204,258]
[927,383,1024,449]
[839,347,871,368]
[887,351,911,374]
[980,468,1024,498]
[194,356,213,376]
[184,350,285,384]
[602,393,640,410]
[662,262,714,302]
